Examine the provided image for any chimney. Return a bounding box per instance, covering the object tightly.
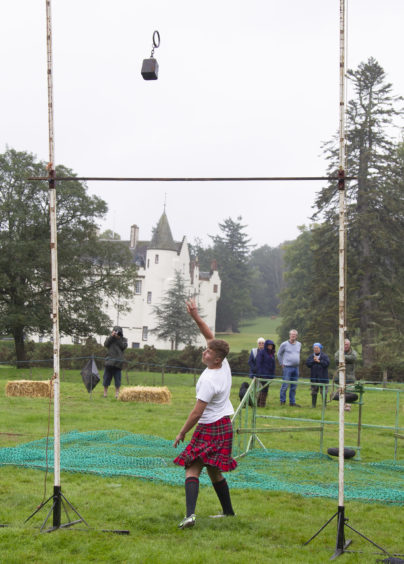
[130,224,139,249]
[210,259,218,272]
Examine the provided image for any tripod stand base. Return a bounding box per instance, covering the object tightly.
[24,485,130,535]
[305,505,390,560]
[25,485,89,533]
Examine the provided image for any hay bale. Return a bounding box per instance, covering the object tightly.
[5,380,53,399]
[119,386,171,404]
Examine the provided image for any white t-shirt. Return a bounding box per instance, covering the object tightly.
[196,358,234,424]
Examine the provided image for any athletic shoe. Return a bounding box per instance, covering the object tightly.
[280,401,286,406]
[178,514,196,529]
[209,513,235,518]
[290,403,301,407]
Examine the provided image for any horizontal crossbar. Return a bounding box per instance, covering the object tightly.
[236,426,323,434]
[27,175,358,182]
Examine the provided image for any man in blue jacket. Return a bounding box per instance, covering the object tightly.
[306,343,330,408]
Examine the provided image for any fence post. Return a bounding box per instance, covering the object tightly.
[161,365,165,386]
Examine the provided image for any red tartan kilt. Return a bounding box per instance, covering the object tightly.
[174,416,237,472]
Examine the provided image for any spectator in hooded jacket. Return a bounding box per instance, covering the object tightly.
[306,343,330,408]
[248,338,265,378]
[255,339,276,407]
[103,325,128,398]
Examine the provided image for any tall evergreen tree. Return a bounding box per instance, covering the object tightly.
[210,217,254,332]
[151,270,200,350]
[313,58,404,367]
[249,244,284,316]
[277,227,315,345]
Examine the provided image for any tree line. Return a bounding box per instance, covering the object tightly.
[1,57,403,376]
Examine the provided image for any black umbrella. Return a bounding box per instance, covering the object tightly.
[81,358,100,394]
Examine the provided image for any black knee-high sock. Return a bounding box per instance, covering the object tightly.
[213,479,235,515]
[185,477,199,517]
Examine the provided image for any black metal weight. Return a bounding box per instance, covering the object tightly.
[141,31,160,80]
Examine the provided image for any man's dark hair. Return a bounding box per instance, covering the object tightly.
[208,339,230,360]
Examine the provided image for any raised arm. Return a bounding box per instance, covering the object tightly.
[186,298,214,343]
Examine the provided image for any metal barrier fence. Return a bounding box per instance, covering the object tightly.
[232,378,403,461]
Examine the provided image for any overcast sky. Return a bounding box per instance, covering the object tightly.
[1,1,404,248]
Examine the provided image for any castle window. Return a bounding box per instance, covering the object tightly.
[147,291,152,304]
[132,342,140,349]
[155,254,159,264]
[135,280,142,294]
[147,259,150,268]
[142,326,148,341]
[213,284,218,293]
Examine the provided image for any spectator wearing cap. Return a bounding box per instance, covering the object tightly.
[305,343,330,408]
[248,338,265,378]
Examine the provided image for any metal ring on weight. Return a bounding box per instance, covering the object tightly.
[153,30,160,48]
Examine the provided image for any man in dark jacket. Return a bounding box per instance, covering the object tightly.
[103,325,128,398]
[306,342,330,408]
[255,339,276,407]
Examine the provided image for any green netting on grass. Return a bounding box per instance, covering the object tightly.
[0,430,402,505]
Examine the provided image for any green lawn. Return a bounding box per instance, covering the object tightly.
[216,316,281,351]
[0,367,403,563]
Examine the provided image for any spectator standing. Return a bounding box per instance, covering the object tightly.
[334,338,358,411]
[277,329,302,407]
[334,338,358,384]
[255,339,276,407]
[306,343,330,408]
[103,326,128,398]
[248,338,265,378]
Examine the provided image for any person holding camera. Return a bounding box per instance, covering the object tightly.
[103,325,128,398]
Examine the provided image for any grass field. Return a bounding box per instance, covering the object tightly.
[0,364,403,563]
[216,316,281,352]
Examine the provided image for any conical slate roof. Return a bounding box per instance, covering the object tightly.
[150,212,178,251]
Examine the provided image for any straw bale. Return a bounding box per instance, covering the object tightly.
[119,386,171,404]
[5,380,53,399]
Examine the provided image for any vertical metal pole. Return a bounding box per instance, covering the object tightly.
[320,383,326,454]
[253,378,259,449]
[46,0,61,528]
[336,0,347,552]
[356,390,363,461]
[394,391,400,462]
